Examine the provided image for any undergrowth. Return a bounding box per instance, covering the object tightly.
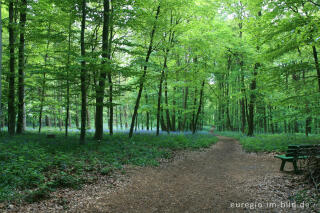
[0,131,217,203]
[217,132,320,152]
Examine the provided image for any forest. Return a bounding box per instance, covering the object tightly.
[0,0,320,212]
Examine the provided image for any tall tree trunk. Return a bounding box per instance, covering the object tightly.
[269,106,275,134]
[129,5,161,138]
[45,115,50,127]
[164,73,171,133]
[38,24,51,133]
[124,105,128,129]
[8,0,16,136]
[145,92,150,130]
[80,0,87,143]
[192,87,198,132]
[312,46,320,92]
[156,69,165,136]
[86,103,91,129]
[193,80,205,134]
[247,63,258,136]
[107,6,114,136]
[65,15,72,136]
[95,0,112,140]
[160,108,167,131]
[182,86,189,131]
[17,0,27,134]
[171,85,176,131]
[225,55,232,131]
[263,105,267,133]
[0,1,3,128]
[119,106,123,129]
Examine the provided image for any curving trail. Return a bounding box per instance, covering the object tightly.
[80,136,282,213]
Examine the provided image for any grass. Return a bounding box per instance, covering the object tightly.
[216,131,320,153]
[0,131,218,203]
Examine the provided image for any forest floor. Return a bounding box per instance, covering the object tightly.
[6,136,317,213]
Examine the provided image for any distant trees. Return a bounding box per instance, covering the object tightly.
[0,0,318,139]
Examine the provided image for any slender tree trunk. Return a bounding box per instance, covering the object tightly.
[239,18,246,134]
[80,0,87,143]
[124,105,128,129]
[38,24,51,133]
[247,11,261,136]
[8,0,16,136]
[182,86,189,131]
[160,108,167,131]
[65,15,72,136]
[145,92,150,130]
[129,5,161,138]
[156,69,165,136]
[164,73,171,133]
[86,104,91,129]
[119,106,123,129]
[193,80,205,134]
[192,87,198,132]
[225,55,232,131]
[312,46,320,92]
[263,105,267,133]
[269,106,275,134]
[171,85,176,131]
[45,115,50,127]
[247,63,259,136]
[107,8,114,136]
[0,1,3,129]
[17,0,27,134]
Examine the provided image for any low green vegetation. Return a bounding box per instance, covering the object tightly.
[240,134,320,153]
[0,132,217,203]
[217,132,320,153]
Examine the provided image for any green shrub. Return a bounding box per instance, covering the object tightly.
[24,186,52,203]
[100,167,113,175]
[50,172,82,189]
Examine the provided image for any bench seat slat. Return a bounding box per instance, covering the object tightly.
[275,155,308,160]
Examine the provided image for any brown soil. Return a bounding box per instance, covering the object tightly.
[7,136,316,213]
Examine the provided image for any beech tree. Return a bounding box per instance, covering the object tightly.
[0,0,318,138]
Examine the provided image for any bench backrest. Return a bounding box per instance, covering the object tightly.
[286,145,320,157]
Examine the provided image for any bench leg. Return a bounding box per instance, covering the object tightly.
[293,160,298,174]
[280,160,286,171]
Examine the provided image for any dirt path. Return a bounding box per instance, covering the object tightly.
[78,136,284,213]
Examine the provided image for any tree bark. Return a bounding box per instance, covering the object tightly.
[164,72,171,133]
[107,6,114,135]
[182,86,189,131]
[95,0,112,140]
[65,14,72,136]
[312,45,320,92]
[17,0,27,134]
[0,1,3,128]
[145,92,150,130]
[8,0,16,136]
[156,69,165,136]
[80,0,87,143]
[247,63,258,136]
[38,24,51,133]
[129,5,161,138]
[193,80,205,134]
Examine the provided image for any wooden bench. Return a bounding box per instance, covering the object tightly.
[275,144,320,173]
